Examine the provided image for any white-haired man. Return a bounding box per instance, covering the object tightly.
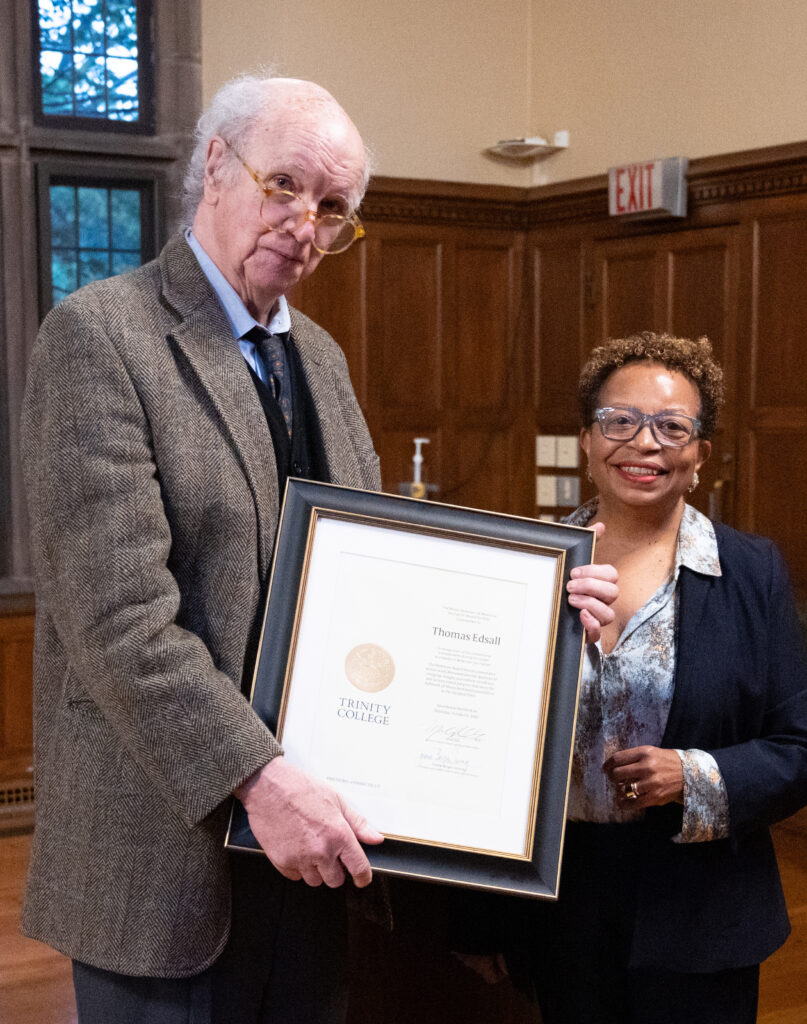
[21,73,617,1023]
[21,75,383,1024]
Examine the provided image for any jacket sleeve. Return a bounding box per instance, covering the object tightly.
[21,292,281,829]
[709,540,807,836]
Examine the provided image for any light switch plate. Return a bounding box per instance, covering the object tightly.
[556,436,579,468]
[537,474,558,506]
[556,475,580,507]
[536,435,557,467]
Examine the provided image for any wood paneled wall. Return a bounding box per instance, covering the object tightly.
[0,598,34,808]
[0,613,33,758]
[292,142,807,602]
[292,209,533,516]
[524,153,807,594]
[4,140,807,782]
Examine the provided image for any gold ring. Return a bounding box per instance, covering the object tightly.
[624,781,639,800]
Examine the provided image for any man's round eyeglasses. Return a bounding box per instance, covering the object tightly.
[593,406,702,448]
[228,144,366,255]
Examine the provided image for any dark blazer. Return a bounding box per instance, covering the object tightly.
[449,520,807,982]
[20,235,381,977]
[630,521,807,971]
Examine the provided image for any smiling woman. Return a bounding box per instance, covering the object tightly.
[581,359,710,521]
[504,332,807,1024]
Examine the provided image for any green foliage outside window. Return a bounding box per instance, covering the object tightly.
[50,183,142,304]
[38,0,140,121]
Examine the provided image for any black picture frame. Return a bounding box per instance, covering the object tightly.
[226,480,595,900]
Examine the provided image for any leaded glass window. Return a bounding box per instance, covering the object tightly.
[34,0,152,128]
[43,177,154,307]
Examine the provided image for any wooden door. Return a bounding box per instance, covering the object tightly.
[735,204,807,596]
[590,226,740,525]
[293,221,532,516]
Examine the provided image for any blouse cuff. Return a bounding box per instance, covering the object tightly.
[674,748,730,843]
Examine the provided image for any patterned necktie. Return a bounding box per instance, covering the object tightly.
[247,326,293,436]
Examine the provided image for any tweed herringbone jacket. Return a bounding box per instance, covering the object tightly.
[20,234,381,977]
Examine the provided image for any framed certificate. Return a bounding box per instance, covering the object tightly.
[226,480,595,899]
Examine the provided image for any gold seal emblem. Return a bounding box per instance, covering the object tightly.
[344,643,396,693]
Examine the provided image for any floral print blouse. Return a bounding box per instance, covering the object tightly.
[564,499,729,843]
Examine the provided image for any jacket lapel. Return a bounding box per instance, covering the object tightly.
[661,565,713,746]
[159,236,279,580]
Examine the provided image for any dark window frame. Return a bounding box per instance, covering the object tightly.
[30,0,155,134]
[1,0,200,591]
[35,160,161,316]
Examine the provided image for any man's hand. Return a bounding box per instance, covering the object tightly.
[235,757,384,888]
[603,745,684,808]
[565,522,618,643]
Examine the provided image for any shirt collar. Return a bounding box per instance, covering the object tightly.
[676,503,722,577]
[185,227,291,339]
[565,497,721,578]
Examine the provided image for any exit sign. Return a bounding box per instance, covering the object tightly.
[608,156,688,219]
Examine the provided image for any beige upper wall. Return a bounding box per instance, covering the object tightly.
[200,0,535,187]
[529,0,807,185]
[201,0,807,187]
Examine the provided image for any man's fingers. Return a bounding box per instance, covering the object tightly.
[342,802,384,846]
[318,804,379,887]
[339,839,374,888]
[312,859,345,888]
[273,863,304,882]
[240,759,384,888]
[298,864,325,887]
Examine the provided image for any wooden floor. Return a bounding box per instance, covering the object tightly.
[758,808,807,1024]
[2,809,806,1023]
[0,830,76,1024]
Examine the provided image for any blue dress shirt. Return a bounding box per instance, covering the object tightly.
[184,228,291,388]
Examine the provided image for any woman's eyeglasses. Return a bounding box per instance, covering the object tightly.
[593,406,701,447]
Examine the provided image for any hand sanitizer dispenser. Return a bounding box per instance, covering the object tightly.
[409,437,430,498]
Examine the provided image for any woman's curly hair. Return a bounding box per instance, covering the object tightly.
[578,331,725,440]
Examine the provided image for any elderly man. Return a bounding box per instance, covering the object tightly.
[21,72,617,1024]
[21,75,383,1024]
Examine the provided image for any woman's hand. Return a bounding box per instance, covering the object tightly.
[566,523,618,643]
[603,746,684,808]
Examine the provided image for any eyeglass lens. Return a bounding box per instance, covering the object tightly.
[259,194,358,253]
[598,408,696,446]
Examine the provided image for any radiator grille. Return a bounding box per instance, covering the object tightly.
[0,780,35,831]
[0,782,35,806]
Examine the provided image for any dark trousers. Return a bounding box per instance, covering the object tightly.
[72,853,348,1024]
[527,822,760,1024]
